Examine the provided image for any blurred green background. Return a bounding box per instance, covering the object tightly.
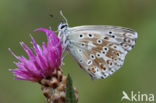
[0,0,156,103]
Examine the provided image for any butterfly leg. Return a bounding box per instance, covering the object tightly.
[62,51,69,61]
[61,50,69,66]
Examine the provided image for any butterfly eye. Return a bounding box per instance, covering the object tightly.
[60,25,67,29]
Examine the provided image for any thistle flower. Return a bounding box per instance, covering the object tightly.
[9,28,78,103]
[9,28,62,82]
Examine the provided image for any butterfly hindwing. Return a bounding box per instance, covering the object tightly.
[66,25,137,79]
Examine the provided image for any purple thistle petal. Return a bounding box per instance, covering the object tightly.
[20,42,35,60]
[9,28,62,82]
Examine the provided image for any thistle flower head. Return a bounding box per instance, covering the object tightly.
[9,28,62,82]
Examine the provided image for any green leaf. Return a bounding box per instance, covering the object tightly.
[66,74,77,103]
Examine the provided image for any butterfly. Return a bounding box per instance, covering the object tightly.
[57,11,138,80]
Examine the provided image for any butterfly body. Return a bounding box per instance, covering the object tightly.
[58,17,137,80]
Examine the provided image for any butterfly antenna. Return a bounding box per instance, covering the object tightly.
[49,13,62,32]
[49,14,62,22]
[60,10,68,24]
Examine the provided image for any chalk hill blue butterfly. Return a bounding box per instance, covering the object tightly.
[57,11,138,79]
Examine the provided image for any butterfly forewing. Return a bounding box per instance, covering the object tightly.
[66,25,137,79]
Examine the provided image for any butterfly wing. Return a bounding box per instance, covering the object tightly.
[66,25,137,79]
